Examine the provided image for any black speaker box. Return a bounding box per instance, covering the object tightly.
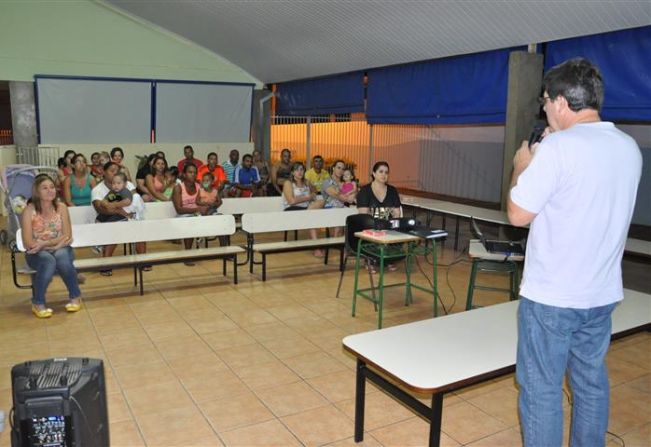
[10,358,109,447]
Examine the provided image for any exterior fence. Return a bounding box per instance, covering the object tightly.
[15,146,60,167]
[0,130,12,145]
[270,115,505,203]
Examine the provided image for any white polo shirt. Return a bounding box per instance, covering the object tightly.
[510,122,642,309]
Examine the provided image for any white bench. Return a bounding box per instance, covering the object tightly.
[68,197,285,224]
[12,215,245,295]
[241,208,358,281]
[343,289,651,447]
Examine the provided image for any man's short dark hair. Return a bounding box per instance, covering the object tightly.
[207,152,218,159]
[313,155,323,161]
[242,154,252,161]
[184,145,193,151]
[103,161,118,171]
[543,58,604,112]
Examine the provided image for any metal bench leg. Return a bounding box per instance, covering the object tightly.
[262,253,267,281]
[465,260,479,310]
[133,267,137,287]
[139,268,144,296]
[233,255,238,284]
[324,248,329,265]
[223,258,227,276]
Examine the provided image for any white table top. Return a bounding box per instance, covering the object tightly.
[468,239,525,262]
[400,194,510,226]
[343,289,650,393]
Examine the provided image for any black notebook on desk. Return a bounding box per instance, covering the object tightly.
[471,217,525,255]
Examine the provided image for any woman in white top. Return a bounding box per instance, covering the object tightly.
[282,162,326,256]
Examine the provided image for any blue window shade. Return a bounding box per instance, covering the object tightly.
[367,48,516,125]
[545,26,651,122]
[275,71,364,116]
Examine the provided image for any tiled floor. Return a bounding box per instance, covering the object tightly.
[0,224,649,446]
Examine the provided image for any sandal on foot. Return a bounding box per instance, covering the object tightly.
[32,306,53,319]
[100,269,112,277]
[387,263,398,272]
[65,300,82,313]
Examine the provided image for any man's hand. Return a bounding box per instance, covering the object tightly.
[513,140,535,173]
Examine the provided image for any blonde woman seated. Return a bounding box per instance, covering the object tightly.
[21,174,82,318]
[283,162,325,256]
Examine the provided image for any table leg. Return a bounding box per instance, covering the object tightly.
[352,239,363,317]
[404,242,413,306]
[454,216,460,251]
[432,241,438,317]
[428,393,444,447]
[354,359,367,442]
[377,245,385,329]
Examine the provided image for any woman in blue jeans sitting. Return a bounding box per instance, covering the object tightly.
[21,174,82,318]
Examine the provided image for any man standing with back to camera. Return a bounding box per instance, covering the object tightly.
[507,58,642,446]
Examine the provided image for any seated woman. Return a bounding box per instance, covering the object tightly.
[62,154,96,207]
[110,147,132,182]
[172,164,210,254]
[283,161,325,256]
[356,161,403,272]
[145,156,170,202]
[270,148,292,196]
[21,174,82,318]
[322,160,353,237]
[136,153,158,202]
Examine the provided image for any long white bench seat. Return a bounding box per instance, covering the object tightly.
[11,215,244,295]
[242,208,357,281]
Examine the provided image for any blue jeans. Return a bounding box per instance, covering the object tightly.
[516,297,617,447]
[26,246,81,306]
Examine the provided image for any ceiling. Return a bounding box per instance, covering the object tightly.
[105,1,650,85]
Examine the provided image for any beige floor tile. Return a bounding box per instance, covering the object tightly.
[219,419,302,446]
[105,344,162,368]
[216,343,276,369]
[109,419,145,447]
[137,406,216,446]
[245,321,299,342]
[236,359,301,389]
[607,357,650,386]
[98,327,150,351]
[620,422,651,447]
[627,373,651,394]
[124,380,194,417]
[107,391,133,423]
[467,386,520,427]
[143,319,196,341]
[323,435,383,446]
[307,369,366,403]
[336,391,414,430]
[201,328,257,351]
[113,360,177,389]
[609,383,651,434]
[266,304,317,321]
[262,336,321,359]
[182,369,249,403]
[227,308,279,327]
[371,417,460,447]
[153,334,213,361]
[441,400,508,445]
[283,350,348,379]
[167,353,229,382]
[256,381,329,417]
[466,427,523,446]
[200,391,275,432]
[282,404,355,446]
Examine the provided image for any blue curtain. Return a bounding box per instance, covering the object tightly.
[545,26,651,122]
[275,71,364,116]
[366,48,517,125]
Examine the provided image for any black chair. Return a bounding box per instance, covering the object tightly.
[336,213,377,299]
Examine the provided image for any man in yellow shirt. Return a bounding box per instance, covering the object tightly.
[305,155,329,196]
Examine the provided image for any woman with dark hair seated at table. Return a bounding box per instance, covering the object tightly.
[356,161,403,271]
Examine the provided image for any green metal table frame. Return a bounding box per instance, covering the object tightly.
[352,238,439,328]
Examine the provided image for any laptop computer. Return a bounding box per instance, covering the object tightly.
[471,217,525,256]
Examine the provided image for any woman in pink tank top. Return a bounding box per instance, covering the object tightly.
[172,164,210,251]
[21,174,82,318]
